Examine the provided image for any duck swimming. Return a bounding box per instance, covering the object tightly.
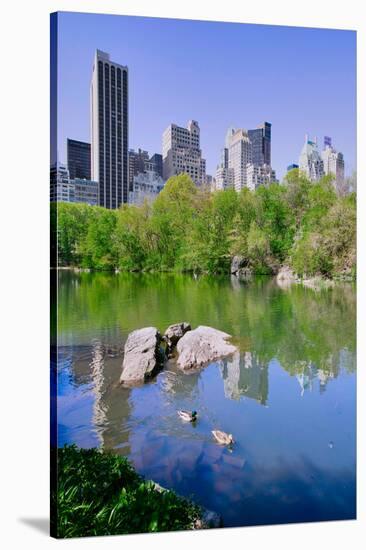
[177,410,198,422]
[212,430,234,445]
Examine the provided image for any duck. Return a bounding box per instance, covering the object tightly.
[212,430,234,446]
[177,410,198,422]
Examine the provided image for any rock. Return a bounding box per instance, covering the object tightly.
[230,255,246,275]
[120,327,164,385]
[302,276,334,290]
[276,266,296,289]
[176,326,237,371]
[276,265,296,284]
[163,322,191,355]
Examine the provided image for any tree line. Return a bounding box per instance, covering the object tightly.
[52,170,356,279]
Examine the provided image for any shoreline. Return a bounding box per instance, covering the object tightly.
[51,265,356,285]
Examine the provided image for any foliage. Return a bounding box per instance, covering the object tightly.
[53,172,356,278]
[53,445,201,538]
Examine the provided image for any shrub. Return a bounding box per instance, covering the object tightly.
[52,445,201,538]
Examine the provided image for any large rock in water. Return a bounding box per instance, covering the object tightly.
[120,327,163,385]
[176,326,237,371]
[163,322,191,355]
[276,265,296,289]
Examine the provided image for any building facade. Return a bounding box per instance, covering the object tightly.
[148,153,163,178]
[248,122,271,166]
[128,149,163,190]
[90,49,128,209]
[215,147,234,190]
[227,129,252,192]
[50,162,73,202]
[67,138,91,180]
[246,164,277,191]
[299,135,324,181]
[129,169,165,205]
[72,178,99,206]
[321,136,345,188]
[162,120,206,186]
[128,149,149,191]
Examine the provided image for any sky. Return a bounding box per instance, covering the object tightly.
[56,12,356,179]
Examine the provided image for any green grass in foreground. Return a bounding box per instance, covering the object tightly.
[52,445,201,538]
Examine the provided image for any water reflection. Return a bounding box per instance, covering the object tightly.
[219,351,269,404]
[55,272,356,527]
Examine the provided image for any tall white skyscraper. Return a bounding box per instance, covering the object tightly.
[90,50,128,209]
[321,136,345,188]
[216,124,275,193]
[162,120,206,186]
[299,135,324,182]
[227,129,252,192]
[215,147,234,190]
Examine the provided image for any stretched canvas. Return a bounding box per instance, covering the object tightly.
[50,11,357,539]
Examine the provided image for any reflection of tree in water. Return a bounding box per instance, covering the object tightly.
[219,351,269,404]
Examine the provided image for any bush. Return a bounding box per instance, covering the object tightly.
[52,445,201,538]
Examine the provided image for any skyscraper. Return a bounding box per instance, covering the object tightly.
[216,123,275,193]
[162,120,206,186]
[72,178,99,206]
[50,162,73,203]
[299,135,324,181]
[67,138,91,180]
[246,164,277,191]
[248,122,271,166]
[90,50,128,209]
[128,149,149,191]
[215,146,234,190]
[227,129,252,192]
[321,136,345,188]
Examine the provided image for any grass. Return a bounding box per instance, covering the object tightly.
[52,445,202,538]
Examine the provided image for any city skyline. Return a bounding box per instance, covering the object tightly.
[56,12,356,180]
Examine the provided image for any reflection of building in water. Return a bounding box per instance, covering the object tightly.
[295,359,338,396]
[89,340,108,444]
[220,351,268,405]
[67,332,132,450]
[317,369,335,394]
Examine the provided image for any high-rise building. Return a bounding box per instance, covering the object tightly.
[50,162,73,202]
[227,129,252,192]
[248,122,271,166]
[299,135,324,181]
[128,149,163,191]
[216,123,274,193]
[148,153,163,178]
[129,169,165,205]
[321,136,345,188]
[246,164,277,191]
[90,49,128,209]
[162,120,206,186]
[67,139,91,180]
[128,149,149,191]
[215,146,234,190]
[72,178,99,206]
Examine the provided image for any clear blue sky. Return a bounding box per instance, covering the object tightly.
[56,12,356,179]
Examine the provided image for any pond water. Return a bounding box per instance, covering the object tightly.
[53,271,356,527]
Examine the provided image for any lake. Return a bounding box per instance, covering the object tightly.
[53,270,356,527]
